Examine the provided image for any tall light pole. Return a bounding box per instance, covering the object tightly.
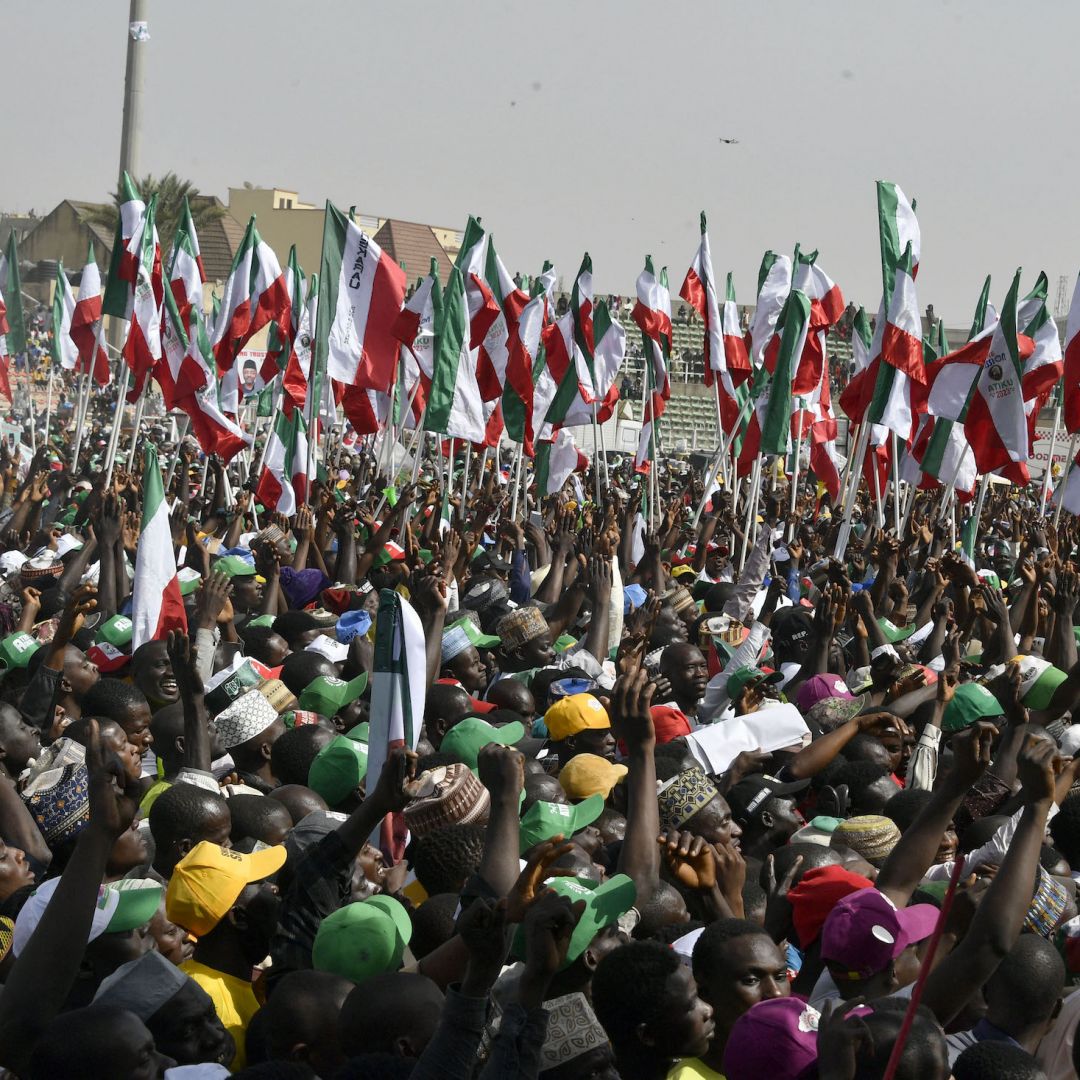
[117,0,148,187]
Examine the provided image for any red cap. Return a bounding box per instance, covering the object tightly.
[787,865,874,948]
[650,705,692,745]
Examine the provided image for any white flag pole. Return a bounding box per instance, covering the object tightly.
[1040,401,1062,516]
[1054,434,1079,528]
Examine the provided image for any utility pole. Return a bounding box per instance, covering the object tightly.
[117,0,148,188]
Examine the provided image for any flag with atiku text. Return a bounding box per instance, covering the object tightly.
[317,202,405,393]
[131,444,187,650]
[1064,271,1080,434]
[748,252,791,369]
[456,216,500,355]
[759,290,811,455]
[283,272,318,417]
[426,266,486,443]
[122,194,163,399]
[256,409,306,515]
[168,197,205,328]
[50,264,79,372]
[211,215,290,376]
[680,213,724,386]
[537,428,587,495]
[71,242,110,385]
[102,172,145,318]
[368,588,426,859]
[927,270,1033,484]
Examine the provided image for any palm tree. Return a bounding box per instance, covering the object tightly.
[83,173,225,255]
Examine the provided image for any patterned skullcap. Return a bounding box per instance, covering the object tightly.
[1025,866,1069,938]
[657,766,719,830]
[213,689,280,749]
[0,916,12,962]
[441,625,474,664]
[496,606,548,652]
[832,815,901,867]
[22,740,91,847]
[664,586,697,616]
[540,992,609,1071]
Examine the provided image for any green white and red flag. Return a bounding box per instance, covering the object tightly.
[426,266,486,443]
[71,241,110,385]
[102,172,146,318]
[1063,271,1080,433]
[747,252,791,368]
[679,213,724,387]
[122,194,164,400]
[838,306,876,422]
[51,263,79,372]
[0,282,12,403]
[632,256,673,471]
[477,236,528,401]
[392,262,440,428]
[927,270,1034,484]
[211,215,291,377]
[131,444,187,650]
[267,245,304,374]
[317,202,405,393]
[722,273,751,385]
[168,197,206,328]
[535,310,594,441]
[283,273,318,418]
[502,266,553,455]
[456,216,500,355]
[759,290,811,456]
[786,249,844,395]
[1017,271,1063,422]
[536,427,589,496]
[256,409,308,515]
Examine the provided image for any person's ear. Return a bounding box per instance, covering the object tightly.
[760,809,775,829]
[636,1019,657,1048]
[394,1035,415,1058]
[228,905,249,932]
[174,837,194,862]
[260,739,273,762]
[59,674,73,695]
[174,735,186,756]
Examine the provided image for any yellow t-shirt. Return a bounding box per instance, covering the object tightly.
[182,958,259,1072]
[668,1059,725,1080]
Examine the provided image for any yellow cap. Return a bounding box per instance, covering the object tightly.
[544,693,610,741]
[165,841,286,937]
[558,753,628,800]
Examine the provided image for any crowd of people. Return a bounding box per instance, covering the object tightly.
[0,414,1079,1080]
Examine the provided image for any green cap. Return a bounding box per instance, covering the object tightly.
[308,734,368,805]
[942,682,1004,734]
[106,878,167,932]
[214,555,256,579]
[448,617,500,650]
[0,631,40,670]
[297,673,369,717]
[177,567,202,597]
[440,717,525,770]
[553,634,578,654]
[246,614,276,628]
[519,794,604,854]
[312,894,412,984]
[877,618,917,644]
[725,666,782,703]
[511,874,636,968]
[96,615,133,649]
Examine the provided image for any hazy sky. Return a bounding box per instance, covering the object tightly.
[7,1,1080,323]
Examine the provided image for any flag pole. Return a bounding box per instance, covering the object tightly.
[889,431,902,535]
[1054,434,1079,528]
[126,386,147,471]
[71,371,91,469]
[1040,400,1062,515]
[739,456,763,571]
[461,440,473,508]
[161,415,190,491]
[788,423,804,540]
[509,441,524,520]
[870,452,885,529]
[690,392,753,529]
[103,365,131,487]
[590,402,602,506]
[42,371,55,454]
[833,418,871,560]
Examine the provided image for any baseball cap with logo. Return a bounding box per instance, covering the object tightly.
[14,877,163,956]
[559,754,628,800]
[165,840,286,937]
[942,682,1004,734]
[820,887,939,980]
[297,673,369,717]
[727,774,810,828]
[440,716,525,769]
[796,673,855,714]
[205,657,266,715]
[876,618,918,644]
[0,631,40,670]
[86,641,131,674]
[96,614,133,649]
[723,998,821,1080]
[214,555,256,579]
[519,793,605,853]
[544,694,610,741]
[177,567,202,597]
[772,609,814,650]
[447,616,500,650]
[313,895,412,984]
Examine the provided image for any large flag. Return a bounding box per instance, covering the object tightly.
[502,268,552,455]
[476,236,528,401]
[102,172,146,318]
[790,248,844,395]
[680,213,724,386]
[1018,271,1063,406]
[70,242,110,385]
[425,266,486,443]
[722,273,751,384]
[211,215,290,376]
[122,194,164,398]
[50,263,79,371]
[317,202,405,392]
[392,262,440,427]
[367,589,427,858]
[632,256,673,471]
[876,181,921,291]
[131,444,187,650]
[0,232,25,357]
[283,273,318,417]
[928,270,1032,484]
[759,291,811,455]
[838,306,875,421]
[456,216,500,353]
[168,197,205,328]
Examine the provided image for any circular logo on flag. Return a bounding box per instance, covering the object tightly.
[988,363,1003,382]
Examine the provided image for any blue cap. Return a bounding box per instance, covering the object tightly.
[623,583,648,613]
[336,609,372,644]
